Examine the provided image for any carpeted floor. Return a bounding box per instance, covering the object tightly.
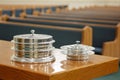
[94,66,120,80]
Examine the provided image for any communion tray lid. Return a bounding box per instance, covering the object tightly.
[14,34,52,40]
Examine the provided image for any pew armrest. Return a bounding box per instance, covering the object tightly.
[102,40,118,57]
[102,23,120,59]
[56,8,61,13]
[46,9,52,14]
[81,26,93,46]
[20,12,26,18]
[33,10,41,16]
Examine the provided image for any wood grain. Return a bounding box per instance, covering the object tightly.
[0,9,2,16]
[82,25,92,46]
[0,40,119,80]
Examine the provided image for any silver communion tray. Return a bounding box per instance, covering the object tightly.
[60,41,95,61]
[11,30,55,63]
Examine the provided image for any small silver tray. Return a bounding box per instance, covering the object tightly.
[60,41,95,61]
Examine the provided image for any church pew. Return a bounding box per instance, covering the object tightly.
[34,7,42,12]
[102,23,120,58]
[24,6,64,15]
[0,21,92,48]
[0,4,68,11]
[58,9,120,16]
[38,13,120,21]
[13,9,24,17]
[0,5,67,17]
[33,7,120,21]
[21,14,119,25]
[23,7,48,15]
[33,5,68,14]
[0,9,13,16]
[1,5,119,20]
[12,7,61,17]
[1,16,118,56]
[25,8,33,15]
[2,8,119,21]
[21,9,120,21]
[2,8,120,22]
[56,7,120,18]
[78,7,120,14]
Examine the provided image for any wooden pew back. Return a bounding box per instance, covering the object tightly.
[24,14,118,25]
[0,21,92,47]
[102,23,120,59]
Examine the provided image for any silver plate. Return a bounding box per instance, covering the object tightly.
[11,55,55,63]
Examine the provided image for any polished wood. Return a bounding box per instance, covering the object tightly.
[46,9,52,14]
[0,9,2,16]
[82,26,92,46]
[32,10,41,16]
[0,40,119,80]
[56,8,61,13]
[103,23,120,59]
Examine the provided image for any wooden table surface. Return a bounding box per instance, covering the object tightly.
[0,40,119,80]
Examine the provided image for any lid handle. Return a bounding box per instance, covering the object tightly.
[76,40,80,45]
[74,40,80,50]
[31,30,35,36]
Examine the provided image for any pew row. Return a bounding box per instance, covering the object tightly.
[19,5,120,18]
[1,16,120,59]
[54,9,120,18]
[1,6,120,22]
[39,14,120,21]
[20,13,119,25]
[1,6,120,21]
[0,5,68,17]
[35,11,120,21]
[42,7,120,18]
[16,6,120,21]
[0,21,92,48]
[0,4,60,9]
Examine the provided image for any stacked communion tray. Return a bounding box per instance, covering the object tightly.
[11,30,55,63]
